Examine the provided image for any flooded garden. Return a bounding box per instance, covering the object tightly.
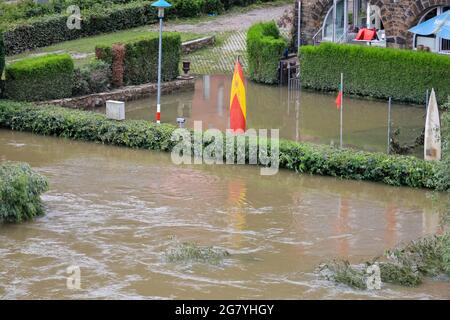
[103,75,426,155]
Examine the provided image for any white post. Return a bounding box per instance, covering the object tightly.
[387,97,392,154]
[332,0,337,42]
[340,72,344,149]
[156,17,163,124]
[297,0,302,48]
[367,2,371,28]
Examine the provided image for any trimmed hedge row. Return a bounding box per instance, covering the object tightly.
[3,2,158,55]
[0,161,49,224]
[3,0,277,56]
[247,21,287,84]
[5,54,74,101]
[96,33,181,86]
[0,100,445,190]
[299,43,450,104]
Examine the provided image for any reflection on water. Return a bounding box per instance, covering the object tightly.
[0,129,448,299]
[107,75,426,154]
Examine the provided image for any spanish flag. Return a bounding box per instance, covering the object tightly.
[229,59,246,132]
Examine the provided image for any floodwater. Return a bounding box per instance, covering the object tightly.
[106,75,426,154]
[1,129,449,299]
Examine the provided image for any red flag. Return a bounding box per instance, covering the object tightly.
[335,84,343,110]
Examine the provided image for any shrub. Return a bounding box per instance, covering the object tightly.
[247,21,287,84]
[203,0,225,14]
[0,100,445,190]
[0,162,49,224]
[5,53,74,101]
[72,60,111,97]
[171,0,204,17]
[96,33,181,86]
[299,43,450,104]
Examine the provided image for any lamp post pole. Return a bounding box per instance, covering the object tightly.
[151,0,172,124]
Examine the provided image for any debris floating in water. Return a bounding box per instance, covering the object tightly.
[165,241,230,264]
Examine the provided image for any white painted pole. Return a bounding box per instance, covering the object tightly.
[297,0,302,48]
[340,72,343,149]
[156,17,163,124]
[387,97,392,154]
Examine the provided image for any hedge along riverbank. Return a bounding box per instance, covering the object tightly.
[299,43,450,104]
[0,162,49,224]
[5,54,74,101]
[247,21,287,84]
[0,100,446,191]
[96,33,181,86]
[2,0,278,56]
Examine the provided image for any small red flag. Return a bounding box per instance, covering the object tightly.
[335,85,343,110]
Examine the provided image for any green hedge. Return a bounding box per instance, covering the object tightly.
[0,100,445,190]
[96,34,181,86]
[5,54,74,101]
[0,162,49,224]
[299,43,450,104]
[247,21,287,84]
[2,0,276,55]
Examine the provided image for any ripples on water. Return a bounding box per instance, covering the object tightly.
[0,129,449,299]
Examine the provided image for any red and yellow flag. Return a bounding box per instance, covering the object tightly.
[229,59,246,132]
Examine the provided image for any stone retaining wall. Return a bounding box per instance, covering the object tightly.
[41,79,195,109]
[182,36,215,54]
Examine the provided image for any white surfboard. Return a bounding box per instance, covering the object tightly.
[424,88,441,161]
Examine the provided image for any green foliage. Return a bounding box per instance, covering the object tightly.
[319,232,450,289]
[378,262,422,287]
[0,31,5,77]
[203,0,225,14]
[166,241,230,264]
[299,43,450,104]
[386,234,449,277]
[247,21,287,84]
[0,162,49,224]
[5,53,74,101]
[72,60,112,96]
[0,100,445,190]
[1,0,277,55]
[319,260,367,289]
[278,139,445,190]
[96,33,181,85]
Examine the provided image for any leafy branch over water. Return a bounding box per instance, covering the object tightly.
[165,241,230,265]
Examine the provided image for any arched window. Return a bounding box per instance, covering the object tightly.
[414,6,450,53]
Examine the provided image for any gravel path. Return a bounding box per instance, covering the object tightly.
[150,3,292,33]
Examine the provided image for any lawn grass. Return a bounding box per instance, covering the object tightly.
[6,27,204,66]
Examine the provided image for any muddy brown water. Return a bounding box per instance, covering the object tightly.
[1,128,449,299]
[105,75,426,156]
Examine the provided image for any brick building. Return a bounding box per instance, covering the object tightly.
[293,0,450,52]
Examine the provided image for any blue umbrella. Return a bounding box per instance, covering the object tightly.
[409,11,450,40]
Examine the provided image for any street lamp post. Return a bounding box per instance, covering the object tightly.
[151,0,172,124]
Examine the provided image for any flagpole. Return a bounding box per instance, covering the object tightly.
[340,72,343,149]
